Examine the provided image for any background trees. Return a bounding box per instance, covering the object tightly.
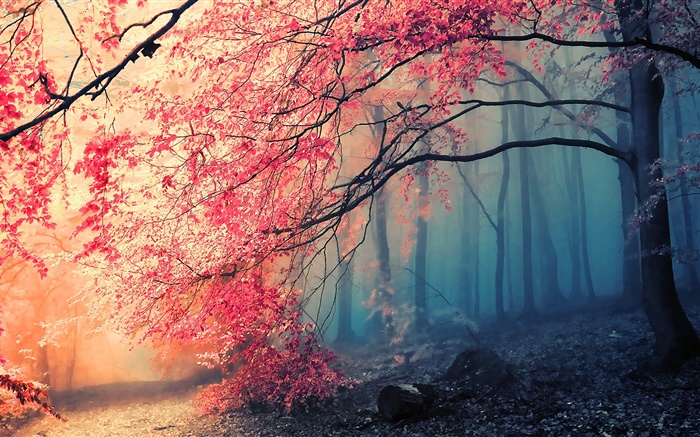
[1,0,700,412]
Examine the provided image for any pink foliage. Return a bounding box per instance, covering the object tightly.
[652,153,700,193]
[0,311,63,422]
[629,153,700,263]
[197,330,349,413]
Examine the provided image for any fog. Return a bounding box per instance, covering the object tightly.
[308,147,625,341]
[0,235,203,392]
[1,27,699,421]
[303,68,700,347]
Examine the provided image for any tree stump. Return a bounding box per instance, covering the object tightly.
[377,383,437,421]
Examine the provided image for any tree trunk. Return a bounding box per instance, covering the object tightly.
[369,104,395,344]
[505,199,514,313]
[373,187,395,343]
[563,148,584,300]
[413,77,431,331]
[459,162,482,319]
[336,256,355,344]
[36,345,51,386]
[495,87,511,320]
[573,147,597,302]
[519,147,536,316]
[628,57,700,370]
[530,158,566,306]
[414,168,429,331]
[559,49,586,303]
[66,307,79,390]
[460,180,473,318]
[513,101,536,317]
[612,0,700,369]
[473,161,481,320]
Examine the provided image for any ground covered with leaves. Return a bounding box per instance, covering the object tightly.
[11,295,700,436]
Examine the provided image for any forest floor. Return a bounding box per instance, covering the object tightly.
[9,293,700,437]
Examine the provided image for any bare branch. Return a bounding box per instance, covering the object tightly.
[505,61,620,149]
[481,32,700,70]
[273,137,632,235]
[457,98,628,114]
[456,164,497,231]
[0,0,200,144]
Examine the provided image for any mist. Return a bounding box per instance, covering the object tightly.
[306,70,700,348]
[2,0,700,435]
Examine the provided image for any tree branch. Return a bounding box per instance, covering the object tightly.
[505,61,620,150]
[456,164,497,231]
[481,32,700,70]
[278,137,631,234]
[0,0,199,144]
[457,98,628,114]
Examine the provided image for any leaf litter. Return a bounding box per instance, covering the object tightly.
[11,295,700,437]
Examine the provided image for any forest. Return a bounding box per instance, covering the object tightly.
[1,0,700,435]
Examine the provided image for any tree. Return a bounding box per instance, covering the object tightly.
[2,0,700,412]
[572,146,597,302]
[494,86,511,320]
[514,112,537,317]
[334,246,355,344]
[0,312,62,422]
[413,167,429,331]
[617,0,699,369]
[529,154,566,306]
[457,163,480,319]
[368,104,397,343]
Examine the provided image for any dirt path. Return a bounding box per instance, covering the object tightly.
[14,380,220,437]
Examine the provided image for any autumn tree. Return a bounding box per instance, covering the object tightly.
[2,0,700,412]
[0,311,62,424]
